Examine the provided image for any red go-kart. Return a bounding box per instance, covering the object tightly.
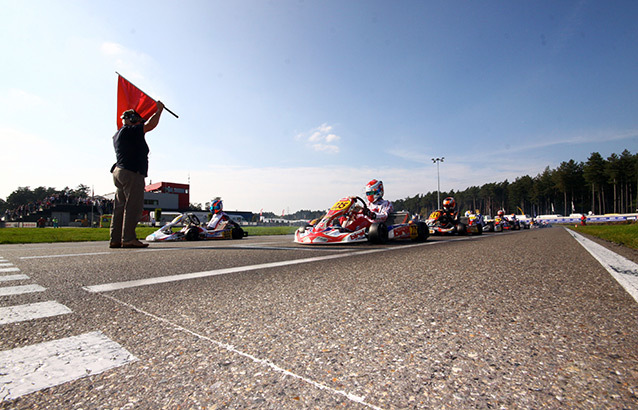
[294,196,428,244]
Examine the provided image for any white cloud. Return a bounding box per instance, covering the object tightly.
[100,41,125,56]
[487,128,638,156]
[100,41,156,87]
[0,89,45,113]
[296,123,341,153]
[325,133,339,143]
[311,143,339,153]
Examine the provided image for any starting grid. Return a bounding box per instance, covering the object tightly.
[0,256,137,402]
[1,230,638,404]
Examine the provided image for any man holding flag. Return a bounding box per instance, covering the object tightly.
[109,74,165,248]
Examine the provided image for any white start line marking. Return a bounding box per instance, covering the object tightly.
[0,331,137,402]
[567,228,638,304]
[100,293,383,410]
[83,242,441,293]
[0,301,73,325]
[0,284,46,297]
[0,274,30,282]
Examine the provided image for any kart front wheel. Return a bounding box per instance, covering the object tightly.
[185,226,200,241]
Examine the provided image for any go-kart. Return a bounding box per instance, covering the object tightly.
[492,215,506,232]
[502,215,521,231]
[294,196,428,244]
[145,213,247,242]
[483,215,503,232]
[426,209,484,235]
[461,212,484,235]
[426,210,465,235]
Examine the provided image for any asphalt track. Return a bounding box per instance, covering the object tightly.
[1,227,637,409]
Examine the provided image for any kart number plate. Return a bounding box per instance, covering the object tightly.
[409,224,418,239]
[330,199,352,211]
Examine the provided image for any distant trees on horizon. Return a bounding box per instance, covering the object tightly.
[393,149,637,217]
[2,150,636,219]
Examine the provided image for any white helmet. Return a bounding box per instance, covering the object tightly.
[366,179,384,203]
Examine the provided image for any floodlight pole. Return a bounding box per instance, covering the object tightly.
[432,157,444,209]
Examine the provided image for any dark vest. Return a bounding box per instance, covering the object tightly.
[113,124,149,176]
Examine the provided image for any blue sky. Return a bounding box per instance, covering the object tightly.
[1,1,636,213]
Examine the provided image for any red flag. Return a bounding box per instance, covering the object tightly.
[116,74,157,128]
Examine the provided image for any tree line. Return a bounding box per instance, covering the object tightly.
[393,149,637,218]
[2,149,635,220]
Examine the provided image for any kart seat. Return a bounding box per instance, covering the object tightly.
[386,211,410,225]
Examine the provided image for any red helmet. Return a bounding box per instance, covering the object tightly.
[442,197,456,211]
[366,179,384,203]
[497,210,505,217]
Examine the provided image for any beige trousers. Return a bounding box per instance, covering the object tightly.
[110,167,146,243]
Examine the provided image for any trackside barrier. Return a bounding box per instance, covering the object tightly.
[536,214,637,224]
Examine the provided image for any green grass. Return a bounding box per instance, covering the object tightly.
[0,225,298,244]
[568,223,638,250]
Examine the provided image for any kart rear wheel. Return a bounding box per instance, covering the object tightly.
[413,221,429,242]
[456,222,467,235]
[231,226,245,239]
[368,222,388,244]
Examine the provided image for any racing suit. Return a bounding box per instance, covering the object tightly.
[207,212,229,230]
[341,198,394,232]
[437,209,457,228]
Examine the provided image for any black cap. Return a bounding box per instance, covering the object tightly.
[121,109,143,122]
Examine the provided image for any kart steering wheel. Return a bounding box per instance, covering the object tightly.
[348,197,369,216]
[186,213,200,225]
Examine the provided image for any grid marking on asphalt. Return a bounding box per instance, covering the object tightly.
[17,242,348,260]
[0,274,29,282]
[100,293,384,410]
[0,301,73,325]
[83,241,444,293]
[0,331,137,401]
[19,252,111,260]
[0,284,46,297]
[567,228,638,303]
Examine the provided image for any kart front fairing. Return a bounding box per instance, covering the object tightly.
[145,214,187,242]
[145,213,243,242]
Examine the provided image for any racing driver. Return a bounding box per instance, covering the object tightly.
[341,179,394,231]
[437,197,459,228]
[207,197,230,230]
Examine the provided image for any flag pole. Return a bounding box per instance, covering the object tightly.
[115,71,179,118]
